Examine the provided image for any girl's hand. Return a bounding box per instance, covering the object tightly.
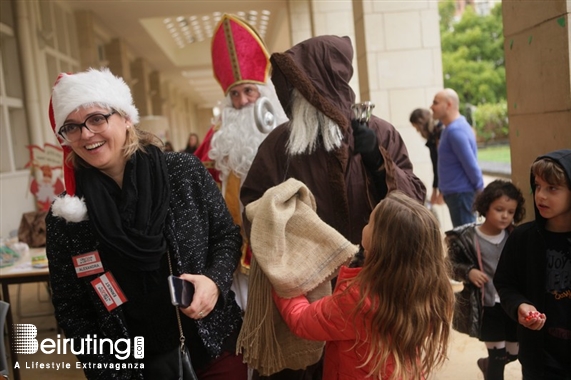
[518,303,546,330]
[468,268,488,288]
[178,273,220,320]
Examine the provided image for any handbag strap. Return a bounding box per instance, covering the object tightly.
[473,234,486,307]
[167,251,187,351]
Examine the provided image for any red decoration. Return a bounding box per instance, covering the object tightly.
[211,14,270,94]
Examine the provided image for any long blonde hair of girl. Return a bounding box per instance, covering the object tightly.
[353,191,454,380]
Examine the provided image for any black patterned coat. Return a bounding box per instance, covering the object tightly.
[46,152,242,379]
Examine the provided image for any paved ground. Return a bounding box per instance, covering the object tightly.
[479,160,512,178]
[433,330,522,379]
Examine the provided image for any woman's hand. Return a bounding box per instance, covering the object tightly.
[430,188,444,205]
[468,268,488,288]
[518,303,546,330]
[178,273,220,320]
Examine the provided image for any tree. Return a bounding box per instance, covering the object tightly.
[439,0,506,106]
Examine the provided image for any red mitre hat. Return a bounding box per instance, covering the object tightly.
[211,14,270,95]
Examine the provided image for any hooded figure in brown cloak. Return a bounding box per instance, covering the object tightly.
[240,35,426,380]
[242,35,425,242]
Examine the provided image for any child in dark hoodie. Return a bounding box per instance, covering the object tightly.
[494,149,571,380]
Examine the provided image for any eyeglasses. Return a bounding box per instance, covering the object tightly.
[58,111,116,143]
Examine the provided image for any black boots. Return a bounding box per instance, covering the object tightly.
[478,347,517,380]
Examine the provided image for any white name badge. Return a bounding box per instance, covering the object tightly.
[91,272,127,312]
[72,251,104,278]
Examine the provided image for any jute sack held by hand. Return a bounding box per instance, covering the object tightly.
[237,178,357,375]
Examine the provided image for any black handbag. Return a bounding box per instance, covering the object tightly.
[144,343,198,380]
[145,252,198,380]
[452,283,482,338]
[452,235,484,339]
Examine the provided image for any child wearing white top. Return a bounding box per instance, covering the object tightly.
[446,180,526,380]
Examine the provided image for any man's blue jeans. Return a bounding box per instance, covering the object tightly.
[443,191,476,227]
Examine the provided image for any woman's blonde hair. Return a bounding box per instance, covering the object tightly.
[352,191,454,380]
[66,105,163,169]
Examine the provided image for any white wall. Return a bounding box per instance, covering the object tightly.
[0,171,37,239]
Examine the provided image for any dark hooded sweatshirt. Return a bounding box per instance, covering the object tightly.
[494,149,571,374]
[240,35,426,244]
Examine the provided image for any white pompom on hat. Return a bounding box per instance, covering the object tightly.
[50,67,139,132]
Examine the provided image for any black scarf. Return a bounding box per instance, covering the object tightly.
[76,145,170,271]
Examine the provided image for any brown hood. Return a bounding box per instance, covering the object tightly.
[270,35,356,132]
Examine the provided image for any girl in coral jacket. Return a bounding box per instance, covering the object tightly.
[272,191,455,380]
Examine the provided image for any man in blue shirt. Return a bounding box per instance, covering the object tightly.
[431,88,483,227]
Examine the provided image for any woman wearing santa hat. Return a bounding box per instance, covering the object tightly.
[46,67,247,380]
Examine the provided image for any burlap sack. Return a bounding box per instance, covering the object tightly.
[237,178,357,375]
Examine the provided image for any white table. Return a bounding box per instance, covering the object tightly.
[0,247,50,380]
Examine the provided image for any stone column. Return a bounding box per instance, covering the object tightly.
[503,1,571,220]
[130,58,152,117]
[352,1,444,209]
[150,70,165,116]
[352,1,442,123]
[287,0,313,44]
[75,11,99,69]
[105,38,131,83]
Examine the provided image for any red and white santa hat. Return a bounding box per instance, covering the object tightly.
[49,67,139,196]
[211,14,270,94]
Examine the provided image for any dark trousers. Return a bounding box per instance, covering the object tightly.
[196,351,248,380]
[443,191,477,227]
[523,365,571,380]
[253,360,322,380]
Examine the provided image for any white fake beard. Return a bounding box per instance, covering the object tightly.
[286,89,343,155]
[209,104,268,181]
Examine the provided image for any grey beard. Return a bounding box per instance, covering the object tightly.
[209,104,267,180]
[286,89,342,155]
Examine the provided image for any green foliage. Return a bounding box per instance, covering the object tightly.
[473,101,509,143]
[439,0,508,144]
[439,0,456,33]
[438,0,506,106]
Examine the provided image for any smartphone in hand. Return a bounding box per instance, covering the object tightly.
[168,275,194,308]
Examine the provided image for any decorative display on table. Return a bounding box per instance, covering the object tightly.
[25,143,64,211]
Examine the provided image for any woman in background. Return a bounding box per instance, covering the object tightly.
[410,108,444,206]
[182,133,200,154]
